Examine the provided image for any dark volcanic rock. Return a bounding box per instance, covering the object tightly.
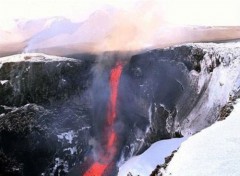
[0,102,92,176]
[150,150,177,176]
[0,104,58,175]
[0,54,95,176]
[0,43,240,176]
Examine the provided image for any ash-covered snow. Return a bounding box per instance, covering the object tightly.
[163,99,240,176]
[118,137,187,176]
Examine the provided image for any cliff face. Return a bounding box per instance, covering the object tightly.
[0,43,239,176]
[0,53,95,106]
[0,53,96,175]
[118,43,240,158]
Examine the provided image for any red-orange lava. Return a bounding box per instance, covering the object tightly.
[83,162,108,176]
[83,62,123,176]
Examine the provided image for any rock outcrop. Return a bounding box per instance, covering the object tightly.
[0,43,240,175]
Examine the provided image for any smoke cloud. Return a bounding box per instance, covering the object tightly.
[0,0,240,56]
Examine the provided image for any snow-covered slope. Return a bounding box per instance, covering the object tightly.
[163,99,240,176]
[118,98,240,176]
[118,137,187,176]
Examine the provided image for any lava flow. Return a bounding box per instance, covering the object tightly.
[83,62,123,176]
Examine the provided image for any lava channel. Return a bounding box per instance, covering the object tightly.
[83,62,123,176]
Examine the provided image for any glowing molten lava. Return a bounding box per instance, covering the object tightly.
[83,62,123,176]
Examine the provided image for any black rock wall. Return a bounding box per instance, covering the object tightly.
[0,55,95,106]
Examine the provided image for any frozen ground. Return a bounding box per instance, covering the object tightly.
[163,99,240,176]
[118,137,187,176]
[0,53,77,64]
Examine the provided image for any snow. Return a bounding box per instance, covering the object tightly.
[64,146,77,155]
[145,104,152,134]
[52,157,69,174]
[118,137,187,176]
[163,99,240,176]
[57,130,76,144]
[0,80,9,85]
[78,126,91,131]
[0,53,77,63]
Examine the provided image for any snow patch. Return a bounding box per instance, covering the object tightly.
[145,104,152,134]
[25,66,31,72]
[57,130,76,144]
[78,126,90,131]
[0,80,9,85]
[64,146,77,155]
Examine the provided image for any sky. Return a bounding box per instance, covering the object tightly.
[0,0,240,30]
[0,0,138,29]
